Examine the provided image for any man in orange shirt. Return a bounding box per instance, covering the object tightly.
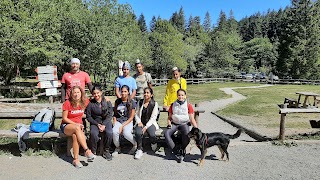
[61,58,93,102]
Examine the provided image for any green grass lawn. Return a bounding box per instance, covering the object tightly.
[218,84,320,137]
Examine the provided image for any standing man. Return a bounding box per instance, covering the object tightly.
[61,58,93,102]
[133,59,153,101]
[114,61,137,100]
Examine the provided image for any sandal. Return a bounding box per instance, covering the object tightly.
[84,149,96,162]
[72,159,83,168]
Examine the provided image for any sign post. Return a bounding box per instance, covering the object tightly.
[35,65,59,103]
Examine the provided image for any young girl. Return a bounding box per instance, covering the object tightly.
[164,89,198,163]
[86,85,113,160]
[112,85,137,156]
[163,67,187,111]
[61,86,95,168]
[134,87,160,159]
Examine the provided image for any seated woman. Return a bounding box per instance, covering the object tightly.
[112,85,137,157]
[61,86,96,168]
[164,89,198,163]
[134,87,160,159]
[86,85,113,161]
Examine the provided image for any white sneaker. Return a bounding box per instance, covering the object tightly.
[134,149,143,159]
[151,143,158,152]
[112,147,121,157]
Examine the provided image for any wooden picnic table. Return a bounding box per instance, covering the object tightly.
[296,92,320,108]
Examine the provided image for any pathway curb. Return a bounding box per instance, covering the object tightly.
[212,112,273,141]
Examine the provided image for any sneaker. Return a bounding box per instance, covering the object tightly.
[129,145,137,155]
[151,143,158,152]
[177,155,184,163]
[112,147,121,157]
[134,149,143,159]
[85,149,96,162]
[103,151,112,161]
[72,159,83,168]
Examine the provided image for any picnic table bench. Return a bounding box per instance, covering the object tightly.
[278,106,320,141]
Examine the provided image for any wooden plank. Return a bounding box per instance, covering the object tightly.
[35,66,57,74]
[0,97,38,102]
[280,108,320,114]
[0,130,66,138]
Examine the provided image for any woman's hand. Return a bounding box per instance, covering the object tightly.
[142,127,147,134]
[119,125,124,134]
[138,122,143,127]
[98,124,105,132]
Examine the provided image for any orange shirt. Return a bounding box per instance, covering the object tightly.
[61,71,91,99]
[62,99,89,124]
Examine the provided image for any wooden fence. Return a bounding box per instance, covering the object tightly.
[2,77,320,103]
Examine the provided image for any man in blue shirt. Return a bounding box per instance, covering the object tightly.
[114,61,137,100]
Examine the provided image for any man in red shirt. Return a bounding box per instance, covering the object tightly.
[61,58,93,102]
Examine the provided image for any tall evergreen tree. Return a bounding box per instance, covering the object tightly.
[150,16,157,32]
[203,11,212,32]
[137,13,147,32]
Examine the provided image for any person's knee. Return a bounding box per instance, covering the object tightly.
[135,128,143,136]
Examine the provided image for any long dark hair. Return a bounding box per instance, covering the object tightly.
[139,87,156,119]
[114,85,133,116]
[91,85,108,118]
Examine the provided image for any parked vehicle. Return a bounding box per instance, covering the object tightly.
[245,74,253,80]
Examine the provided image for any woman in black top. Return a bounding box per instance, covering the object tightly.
[86,85,113,160]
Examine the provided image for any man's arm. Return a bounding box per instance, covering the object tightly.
[115,87,121,98]
[61,83,66,103]
[87,82,93,93]
[131,89,136,100]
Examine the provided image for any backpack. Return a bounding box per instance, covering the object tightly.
[30,108,55,133]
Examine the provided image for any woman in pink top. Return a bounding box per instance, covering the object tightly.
[61,86,95,168]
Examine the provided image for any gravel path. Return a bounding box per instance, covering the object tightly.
[1,84,320,180]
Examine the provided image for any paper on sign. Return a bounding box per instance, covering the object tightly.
[45,88,58,96]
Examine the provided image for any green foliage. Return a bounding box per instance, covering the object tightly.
[149,19,185,77]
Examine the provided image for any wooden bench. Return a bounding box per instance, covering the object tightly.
[0,105,205,155]
[284,97,299,108]
[278,107,320,141]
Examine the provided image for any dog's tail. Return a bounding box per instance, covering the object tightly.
[227,129,242,139]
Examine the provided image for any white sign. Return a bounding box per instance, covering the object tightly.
[45,88,57,96]
[36,73,58,81]
[37,81,59,88]
[35,66,57,74]
[118,60,123,76]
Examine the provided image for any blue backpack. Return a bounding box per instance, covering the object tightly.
[30,108,55,133]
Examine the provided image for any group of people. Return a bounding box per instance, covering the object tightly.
[60,58,198,168]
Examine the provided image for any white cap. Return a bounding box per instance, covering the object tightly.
[172,67,179,71]
[135,59,141,65]
[70,58,80,65]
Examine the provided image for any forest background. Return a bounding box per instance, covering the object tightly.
[1,0,320,86]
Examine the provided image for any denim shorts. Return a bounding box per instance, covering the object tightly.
[60,124,68,134]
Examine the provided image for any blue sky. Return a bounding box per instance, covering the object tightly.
[118,0,291,26]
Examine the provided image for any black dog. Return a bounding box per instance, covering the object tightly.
[188,127,242,166]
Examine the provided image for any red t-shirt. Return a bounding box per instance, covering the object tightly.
[169,102,194,114]
[61,71,91,99]
[62,99,89,124]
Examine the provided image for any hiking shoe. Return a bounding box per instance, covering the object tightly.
[112,147,121,157]
[151,143,158,152]
[129,145,137,155]
[72,159,83,168]
[134,149,143,159]
[103,151,112,161]
[85,149,96,162]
